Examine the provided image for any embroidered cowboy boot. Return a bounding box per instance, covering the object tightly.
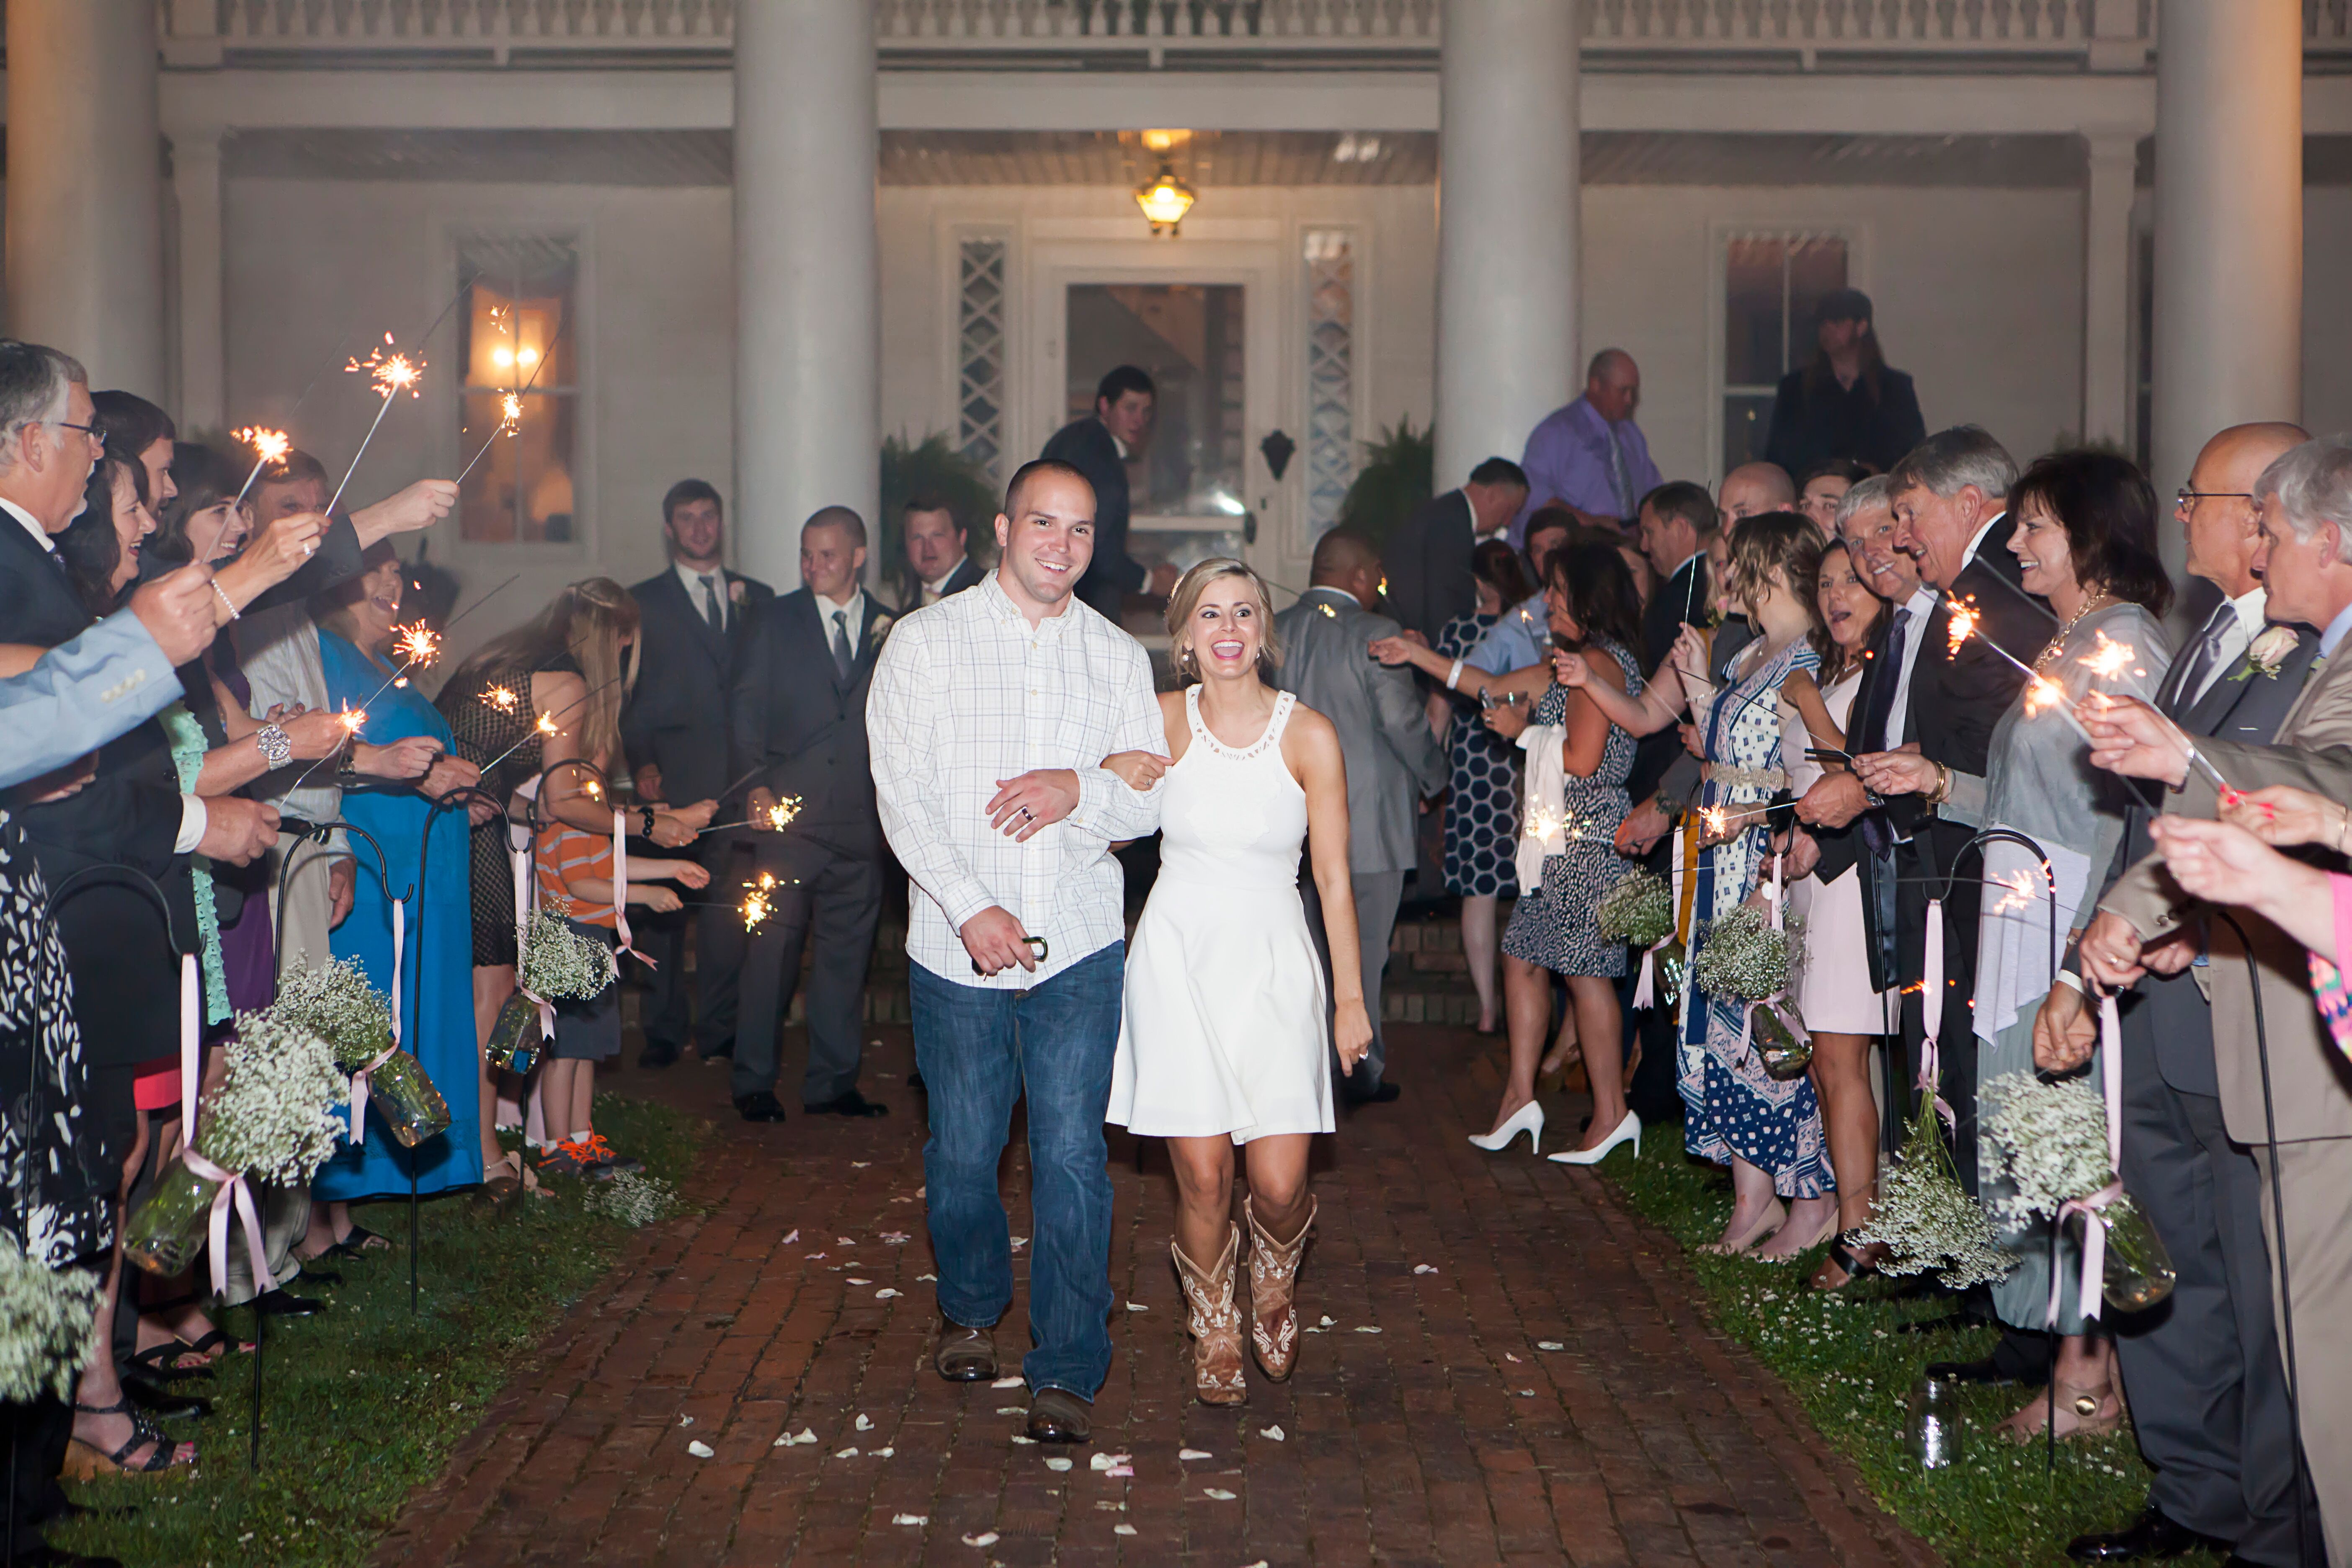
[1245,1194,1315,1380]
[1171,1227,1248,1406]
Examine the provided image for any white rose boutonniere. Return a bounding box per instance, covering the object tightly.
[727,578,747,605]
[871,613,895,642]
[2234,626,2298,682]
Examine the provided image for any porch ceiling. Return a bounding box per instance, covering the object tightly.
[221,126,2197,188]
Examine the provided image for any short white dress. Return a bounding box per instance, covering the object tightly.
[1783,665,1895,1035]
[1108,687,1335,1145]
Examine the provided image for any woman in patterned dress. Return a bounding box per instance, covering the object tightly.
[1571,515,1847,1256]
[1429,541,1534,1033]
[438,581,710,1201]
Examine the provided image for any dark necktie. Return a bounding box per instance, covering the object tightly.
[699,573,724,633]
[2161,601,2236,719]
[1604,424,1634,518]
[831,609,855,681]
[1859,607,1911,755]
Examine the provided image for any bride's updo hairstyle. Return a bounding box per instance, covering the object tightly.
[1166,556,1284,684]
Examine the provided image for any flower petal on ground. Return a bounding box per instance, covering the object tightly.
[686,1440,714,1458]
[962,1532,999,1547]
[993,1375,1024,1389]
[1045,1457,1073,1472]
[1179,1449,1212,1461]
[782,1228,799,1244]
[875,1288,900,1299]
[834,1447,859,1458]
[1537,1340,1564,1351]
[1413,1264,1438,1274]
[1203,1487,1238,1501]
[1260,1425,1284,1441]
[891,1512,926,1525]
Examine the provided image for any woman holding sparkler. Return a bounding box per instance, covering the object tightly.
[310,545,487,1214]
[1470,541,1646,1163]
[1563,513,1846,1256]
[1855,449,2172,1439]
[439,581,712,1201]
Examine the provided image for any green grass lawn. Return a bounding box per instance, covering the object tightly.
[1594,1139,2228,1568]
[54,1094,706,1568]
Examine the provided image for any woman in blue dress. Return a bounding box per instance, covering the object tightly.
[1430,540,1534,1032]
[309,545,486,1220]
[1571,514,1847,1257]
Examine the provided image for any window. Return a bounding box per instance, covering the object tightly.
[457,237,580,545]
[1721,234,1848,475]
[1303,229,1357,537]
[955,235,1009,483]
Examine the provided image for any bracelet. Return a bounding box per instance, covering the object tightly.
[2053,968,2084,995]
[209,581,240,622]
[1445,658,1464,691]
[641,805,658,838]
[1925,762,1952,807]
[255,723,292,770]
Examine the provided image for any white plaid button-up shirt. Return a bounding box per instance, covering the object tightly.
[868,571,1164,988]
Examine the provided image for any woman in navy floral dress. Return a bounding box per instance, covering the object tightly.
[1430,541,1535,1032]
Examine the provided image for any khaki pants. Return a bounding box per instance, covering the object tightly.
[2251,1138,2352,1566]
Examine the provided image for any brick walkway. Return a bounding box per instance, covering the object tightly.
[374,1022,1936,1568]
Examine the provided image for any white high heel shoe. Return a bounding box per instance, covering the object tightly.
[1467,1100,1545,1154]
[1548,1110,1641,1166]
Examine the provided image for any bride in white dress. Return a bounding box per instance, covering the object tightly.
[1104,558,1371,1407]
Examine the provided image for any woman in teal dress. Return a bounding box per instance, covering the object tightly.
[312,546,485,1204]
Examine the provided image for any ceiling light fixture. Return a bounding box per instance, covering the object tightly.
[1135,159,1195,237]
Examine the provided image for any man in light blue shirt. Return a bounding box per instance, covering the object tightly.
[1465,510,1578,678]
[1511,349,1662,546]
[0,568,222,789]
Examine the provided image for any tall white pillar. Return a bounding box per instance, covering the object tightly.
[733,1,879,592]
[2079,130,2138,451]
[3,0,167,399]
[2151,0,2301,573]
[1434,0,1580,491]
[172,127,227,433]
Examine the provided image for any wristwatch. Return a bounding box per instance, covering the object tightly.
[256,723,293,771]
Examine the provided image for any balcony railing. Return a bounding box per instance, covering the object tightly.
[167,0,2348,70]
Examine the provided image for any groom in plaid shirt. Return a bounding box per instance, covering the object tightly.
[868,458,1167,1444]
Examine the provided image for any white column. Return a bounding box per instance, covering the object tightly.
[732,0,879,592]
[1434,0,1580,491]
[171,127,227,433]
[2079,130,2138,451]
[3,0,167,399]
[2152,0,2301,567]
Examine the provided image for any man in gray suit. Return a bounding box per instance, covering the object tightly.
[2042,424,2316,1568]
[2078,434,2352,1564]
[1274,530,1447,1103]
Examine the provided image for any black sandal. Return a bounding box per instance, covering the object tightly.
[125,1341,216,1381]
[1811,1230,1881,1292]
[65,1399,191,1477]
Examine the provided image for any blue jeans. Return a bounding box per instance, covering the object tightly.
[910,942,1123,1399]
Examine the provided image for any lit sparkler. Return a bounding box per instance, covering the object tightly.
[1700,805,1730,840]
[741,871,781,931]
[348,622,444,717]
[1945,597,1981,660]
[326,335,426,516]
[701,796,806,836]
[454,390,526,486]
[1988,868,2040,916]
[228,426,291,509]
[480,712,560,776]
[485,685,518,715]
[2080,629,2134,683]
[1945,598,2092,741]
[283,704,370,794]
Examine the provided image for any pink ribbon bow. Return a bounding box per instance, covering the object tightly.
[181,1147,268,1299]
[611,809,652,969]
[1915,899,1956,1128]
[2046,995,2129,1328]
[1631,943,1658,1010]
[347,898,404,1146]
[178,953,201,1135]
[510,839,555,1038]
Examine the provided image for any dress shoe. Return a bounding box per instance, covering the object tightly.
[1025,1386,1092,1444]
[934,1319,998,1382]
[1341,1073,1401,1106]
[907,1069,926,1093]
[638,1042,680,1069]
[253,1288,325,1318]
[120,1377,209,1421]
[2066,1503,2228,1562]
[805,1089,889,1119]
[700,1039,736,1065]
[735,1091,788,1124]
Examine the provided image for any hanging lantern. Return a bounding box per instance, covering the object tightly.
[1135,158,1196,237]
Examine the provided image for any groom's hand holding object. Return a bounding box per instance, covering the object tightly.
[961,905,1039,977]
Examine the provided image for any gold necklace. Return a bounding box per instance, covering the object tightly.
[2033,591,2115,671]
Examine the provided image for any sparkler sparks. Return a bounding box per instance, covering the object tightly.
[1700,805,1730,840]
[741,871,781,931]
[485,685,518,714]
[454,390,529,485]
[1945,597,1981,660]
[213,425,297,555]
[328,333,428,516]
[393,623,441,668]
[766,796,802,830]
[2023,675,2068,717]
[1988,868,2040,916]
[2081,630,2135,682]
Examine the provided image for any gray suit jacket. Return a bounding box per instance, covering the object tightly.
[1273,586,1447,874]
[0,609,184,790]
[2102,634,2352,1144]
[2096,626,2318,1094]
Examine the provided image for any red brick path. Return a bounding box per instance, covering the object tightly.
[374,1023,1936,1568]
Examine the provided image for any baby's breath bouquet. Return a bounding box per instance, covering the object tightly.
[586,1171,679,1228]
[1981,1071,2175,1313]
[124,1013,350,1277]
[1594,871,1674,949]
[1689,904,1798,1003]
[520,900,617,1001]
[1859,1099,2011,1289]
[271,958,449,1148]
[0,1240,102,1401]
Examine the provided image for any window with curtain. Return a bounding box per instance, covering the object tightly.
[456,237,581,545]
[1721,233,1849,476]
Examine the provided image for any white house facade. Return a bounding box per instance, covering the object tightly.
[1,0,2344,649]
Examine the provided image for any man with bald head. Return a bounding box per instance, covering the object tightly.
[1718,460,1797,526]
[1278,529,1447,1102]
[1512,348,1662,542]
[2043,424,2319,1568]
[728,506,893,1123]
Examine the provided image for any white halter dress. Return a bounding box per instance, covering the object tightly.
[1109,687,1335,1145]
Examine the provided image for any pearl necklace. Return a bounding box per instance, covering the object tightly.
[2033,591,2115,672]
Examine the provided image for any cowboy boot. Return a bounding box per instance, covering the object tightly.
[1171,1227,1248,1406]
[1245,1194,1315,1381]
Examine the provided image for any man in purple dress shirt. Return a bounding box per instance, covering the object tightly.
[1510,348,1661,546]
